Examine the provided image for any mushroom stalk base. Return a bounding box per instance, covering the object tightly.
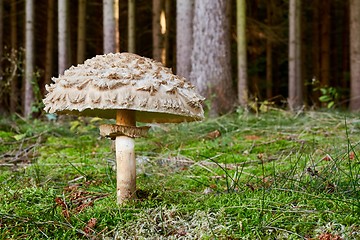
[115,135,136,204]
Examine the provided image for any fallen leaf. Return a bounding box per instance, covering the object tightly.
[206,130,221,140]
[245,135,261,140]
[349,151,355,160]
[318,233,342,240]
[84,218,97,234]
[322,154,332,161]
[55,197,70,219]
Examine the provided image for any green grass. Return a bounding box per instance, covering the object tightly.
[0,110,359,239]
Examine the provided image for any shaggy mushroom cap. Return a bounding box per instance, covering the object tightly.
[43,52,204,123]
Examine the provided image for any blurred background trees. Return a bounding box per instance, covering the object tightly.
[0,0,358,117]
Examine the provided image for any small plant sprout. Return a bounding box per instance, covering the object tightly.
[43,52,204,204]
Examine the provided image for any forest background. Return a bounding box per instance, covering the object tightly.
[0,0,359,117]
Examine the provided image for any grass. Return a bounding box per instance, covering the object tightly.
[0,110,359,239]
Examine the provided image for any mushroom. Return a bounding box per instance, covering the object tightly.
[43,52,205,204]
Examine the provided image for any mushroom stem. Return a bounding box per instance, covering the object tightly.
[115,109,136,204]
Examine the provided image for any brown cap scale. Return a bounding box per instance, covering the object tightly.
[43,52,205,204]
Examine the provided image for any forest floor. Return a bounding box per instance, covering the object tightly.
[0,109,359,239]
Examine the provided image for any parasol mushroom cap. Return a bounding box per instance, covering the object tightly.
[43,52,204,123]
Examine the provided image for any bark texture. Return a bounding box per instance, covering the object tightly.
[45,0,54,86]
[350,0,360,111]
[77,0,86,63]
[152,0,162,62]
[190,0,236,116]
[58,0,68,74]
[288,0,303,111]
[237,0,248,107]
[176,0,193,80]
[24,0,34,117]
[10,0,17,113]
[128,0,135,53]
[103,0,119,53]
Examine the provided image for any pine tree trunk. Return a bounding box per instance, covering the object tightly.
[190,0,236,116]
[0,0,3,114]
[152,0,162,62]
[312,0,320,105]
[58,0,68,74]
[24,0,34,117]
[288,0,303,111]
[128,0,135,53]
[266,0,273,100]
[164,0,171,66]
[176,0,193,80]
[237,0,248,107]
[114,0,119,52]
[10,0,17,113]
[103,0,119,53]
[349,0,360,111]
[320,0,330,87]
[45,0,54,87]
[0,0,2,81]
[77,0,86,63]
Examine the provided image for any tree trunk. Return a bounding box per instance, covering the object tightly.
[103,0,119,53]
[266,0,272,100]
[24,0,34,117]
[164,0,171,66]
[10,0,17,113]
[237,0,248,107]
[77,0,86,63]
[288,0,303,111]
[58,0,68,74]
[342,1,349,92]
[152,0,162,62]
[320,0,330,87]
[0,0,2,81]
[128,0,135,53]
[0,0,3,114]
[114,0,119,52]
[45,0,54,87]
[312,0,320,105]
[190,0,236,116]
[176,0,193,80]
[349,0,360,111]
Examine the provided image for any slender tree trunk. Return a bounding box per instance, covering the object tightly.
[266,0,272,99]
[288,0,303,111]
[320,0,330,87]
[312,0,320,105]
[128,0,135,53]
[114,0,119,52]
[190,0,236,116]
[103,0,119,53]
[10,0,17,113]
[0,0,3,114]
[45,0,54,87]
[176,0,193,80]
[237,0,248,107]
[0,0,2,80]
[349,0,360,111]
[164,0,171,66]
[24,0,34,117]
[58,0,68,74]
[342,1,349,91]
[152,0,162,62]
[77,0,86,63]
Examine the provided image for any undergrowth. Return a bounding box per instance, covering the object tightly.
[0,110,359,239]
